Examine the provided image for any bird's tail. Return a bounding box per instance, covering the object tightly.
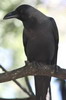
[35,76,51,100]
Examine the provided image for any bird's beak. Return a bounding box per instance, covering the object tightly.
[3,11,18,20]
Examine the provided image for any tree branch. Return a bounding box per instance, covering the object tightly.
[0,65,31,96]
[0,62,66,83]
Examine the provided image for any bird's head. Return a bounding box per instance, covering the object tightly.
[3,4,47,29]
[3,5,33,21]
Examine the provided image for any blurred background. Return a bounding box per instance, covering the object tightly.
[0,0,66,100]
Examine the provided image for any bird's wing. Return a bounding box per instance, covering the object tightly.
[23,29,28,55]
[49,17,59,64]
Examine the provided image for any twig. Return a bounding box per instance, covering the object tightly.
[25,77,34,95]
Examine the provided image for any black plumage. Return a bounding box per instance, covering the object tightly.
[3,5,59,100]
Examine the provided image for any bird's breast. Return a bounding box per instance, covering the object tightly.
[25,34,55,64]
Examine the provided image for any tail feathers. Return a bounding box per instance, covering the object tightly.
[35,76,51,100]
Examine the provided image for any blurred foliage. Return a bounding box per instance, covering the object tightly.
[0,0,25,69]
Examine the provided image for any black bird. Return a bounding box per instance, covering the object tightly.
[3,5,59,100]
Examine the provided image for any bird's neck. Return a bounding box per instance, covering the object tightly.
[23,18,38,30]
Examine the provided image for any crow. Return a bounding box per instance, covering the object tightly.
[3,4,59,100]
